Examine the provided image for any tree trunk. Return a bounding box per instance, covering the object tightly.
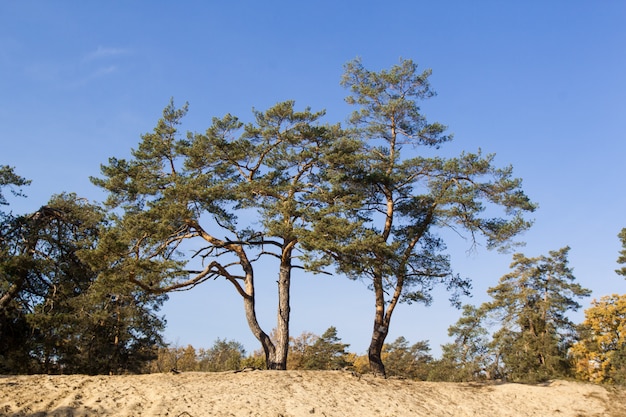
[368,269,389,378]
[194,223,293,370]
[268,244,294,370]
[214,234,277,371]
[238,253,276,370]
[244,301,275,368]
[368,324,388,377]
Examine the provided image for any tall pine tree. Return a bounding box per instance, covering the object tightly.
[313,58,536,377]
[485,247,590,382]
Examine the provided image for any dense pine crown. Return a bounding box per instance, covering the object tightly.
[485,247,591,382]
[0,182,165,373]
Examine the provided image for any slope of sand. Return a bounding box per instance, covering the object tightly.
[1,370,624,417]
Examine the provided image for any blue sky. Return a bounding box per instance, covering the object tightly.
[2,1,625,356]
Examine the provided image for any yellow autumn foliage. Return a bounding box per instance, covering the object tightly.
[570,294,626,383]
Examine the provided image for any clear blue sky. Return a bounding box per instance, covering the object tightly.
[2,1,625,357]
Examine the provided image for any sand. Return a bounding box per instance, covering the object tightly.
[1,370,624,417]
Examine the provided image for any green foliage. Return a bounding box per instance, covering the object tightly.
[288,327,352,370]
[0,193,165,374]
[287,331,319,370]
[617,229,626,277]
[485,247,590,382]
[303,327,352,370]
[198,339,246,372]
[382,337,433,380]
[241,350,267,370]
[0,165,30,209]
[91,98,356,370]
[150,340,259,373]
[59,278,166,375]
[89,60,537,375]
[610,345,626,385]
[150,345,201,373]
[433,305,496,382]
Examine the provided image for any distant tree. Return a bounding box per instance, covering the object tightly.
[150,345,198,372]
[198,338,246,372]
[570,294,626,384]
[382,337,432,380]
[91,100,355,370]
[287,331,319,370]
[312,58,536,377]
[301,327,352,370]
[241,349,267,370]
[177,345,200,372]
[617,229,626,277]
[485,247,590,382]
[433,305,496,381]
[351,353,370,375]
[150,347,178,373]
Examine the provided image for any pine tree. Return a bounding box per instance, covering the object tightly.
[485,247,590,382]
[0,165,30,209]
[314,58,536,377]
[287,331,319,370]
[382,337,432,380]
[302,327,351,370]
[617,228,626,277]
[0,165,31,362]
[200,339,246,372]
[435,304,496,381]
[92,100,355,370]
[1,192,165,374]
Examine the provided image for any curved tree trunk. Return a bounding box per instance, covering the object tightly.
[188,222,280,370]
[368,269,389,377]
[368,323,389,377]
[234,242,279,370]
[240,269,276,369]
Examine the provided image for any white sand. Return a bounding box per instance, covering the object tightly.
[1,370,624,416]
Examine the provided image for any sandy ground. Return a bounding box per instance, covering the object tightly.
[1,370,625,417]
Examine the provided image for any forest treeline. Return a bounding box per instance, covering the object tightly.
[1,59,625,383]
[153,287,626,385]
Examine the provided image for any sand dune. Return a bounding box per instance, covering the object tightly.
[1,370,624,417]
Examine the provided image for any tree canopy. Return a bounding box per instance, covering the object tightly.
[307,57,536,377]
[617,228,626,277]
[484,247,590,382]
[434,304,494,381]
[91,99,358,370]
[0,165,30,209]
[0,192,165,373]
[571,294,626,384]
